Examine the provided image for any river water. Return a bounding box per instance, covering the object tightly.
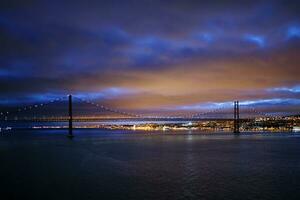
[1,129,300,200]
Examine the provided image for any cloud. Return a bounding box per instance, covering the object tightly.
[287,26,300,38]
[244,34,265,47]
[268,85,300,93]
[0,0,300,114]
[174,98,300,109]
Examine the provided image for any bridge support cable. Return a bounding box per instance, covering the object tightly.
[73,96,142,118]
[190,104,233,119]
[240,105,279,119]
[0,96,68,121]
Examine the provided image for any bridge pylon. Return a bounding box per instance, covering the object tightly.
[68,94,74,138]
[234,101,240,134]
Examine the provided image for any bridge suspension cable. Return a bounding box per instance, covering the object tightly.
[73,96,142,118]
[0,96,68,120]
[190,105,231,119]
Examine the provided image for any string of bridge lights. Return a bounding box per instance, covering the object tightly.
[69,99,278,119]
[0,95,286,121]
[74,97,234,119]
[190,104,280,119]
[0,96,67,120]
[191,106,229,118]
[73,96,142,118]
[240,105,278,119]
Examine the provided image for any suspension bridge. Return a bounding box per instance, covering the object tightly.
[0,95,299,136]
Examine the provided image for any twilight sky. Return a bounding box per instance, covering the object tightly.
[1,0,300,113]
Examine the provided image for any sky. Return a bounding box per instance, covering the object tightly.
[1,0,300,114]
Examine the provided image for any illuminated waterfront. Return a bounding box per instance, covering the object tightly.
[1,116,300,133]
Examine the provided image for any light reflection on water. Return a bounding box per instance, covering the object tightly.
[1,129,300,200]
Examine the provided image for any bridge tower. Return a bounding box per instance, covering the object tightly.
[68,94,74,138]
[234,101,240,134]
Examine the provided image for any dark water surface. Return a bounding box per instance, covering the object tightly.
[1,130,300,200]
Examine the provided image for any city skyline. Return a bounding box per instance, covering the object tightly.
[1,0,300,114]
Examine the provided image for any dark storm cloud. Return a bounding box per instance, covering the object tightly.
[1,0,300,112]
